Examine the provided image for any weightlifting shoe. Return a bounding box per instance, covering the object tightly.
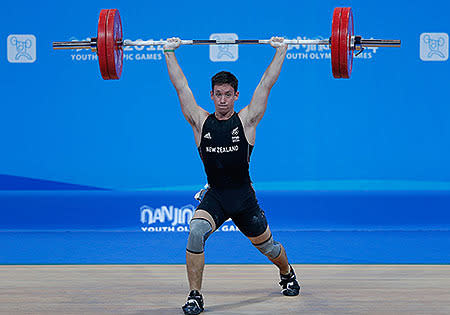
[279,265,301,296]
[182,290,204,315]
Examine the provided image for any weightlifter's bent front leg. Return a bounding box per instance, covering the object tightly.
[186,210,216,291]
[249,226,290,275]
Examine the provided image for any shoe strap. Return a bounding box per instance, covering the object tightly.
[279,274,296,286]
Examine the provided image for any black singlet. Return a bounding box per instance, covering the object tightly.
[198,112,254,188]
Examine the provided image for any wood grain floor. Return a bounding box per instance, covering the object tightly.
[0,264,449,314]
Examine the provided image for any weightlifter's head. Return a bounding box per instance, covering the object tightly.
[210,71,239,116]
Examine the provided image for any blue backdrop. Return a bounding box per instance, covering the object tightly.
[1,0,449,264]
[1,0,449,190]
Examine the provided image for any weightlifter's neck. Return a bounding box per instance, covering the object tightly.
[214,110,234,121]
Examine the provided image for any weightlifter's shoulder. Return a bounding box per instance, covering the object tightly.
[192,109,210,147]
[192,107,210,132]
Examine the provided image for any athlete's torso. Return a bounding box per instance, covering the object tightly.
[198,112,254,188]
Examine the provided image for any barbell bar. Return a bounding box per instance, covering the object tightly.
[52,8,401,80]
[52,38,399,49]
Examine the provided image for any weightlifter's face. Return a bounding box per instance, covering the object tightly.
[211,84,239,116]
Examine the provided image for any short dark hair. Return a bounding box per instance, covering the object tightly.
[211,71,238,92]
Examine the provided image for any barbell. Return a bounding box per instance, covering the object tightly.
[53,8,401,80]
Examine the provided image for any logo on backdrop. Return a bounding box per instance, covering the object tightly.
[209,33,239,62]
[68,37,163,62]
[420,33,448,61]
[7,34,36,63]
[140,204,239,232]
[286,36,378,61]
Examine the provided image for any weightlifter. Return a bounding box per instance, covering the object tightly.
[163,36,300,315]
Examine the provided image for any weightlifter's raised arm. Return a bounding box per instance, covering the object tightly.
[164,37,208,134]
[239,37,288,130]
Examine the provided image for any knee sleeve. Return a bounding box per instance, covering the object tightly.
[186,219,213,254]
[254,236,281,259]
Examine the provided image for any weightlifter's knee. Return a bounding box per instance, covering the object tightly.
[249,226,282,259]
[254,235,282,259]
[186,219,213,254]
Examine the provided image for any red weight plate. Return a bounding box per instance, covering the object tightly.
[331,8,342,78]
[106,9,123,80]
[97,9,110,80]
[339,7,354,78]
[347,8,354,78]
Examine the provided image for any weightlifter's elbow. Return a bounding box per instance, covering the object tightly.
[174,80,191,95]
[261,76,277,91]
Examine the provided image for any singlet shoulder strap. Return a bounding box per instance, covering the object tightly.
[200,113,215,133]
